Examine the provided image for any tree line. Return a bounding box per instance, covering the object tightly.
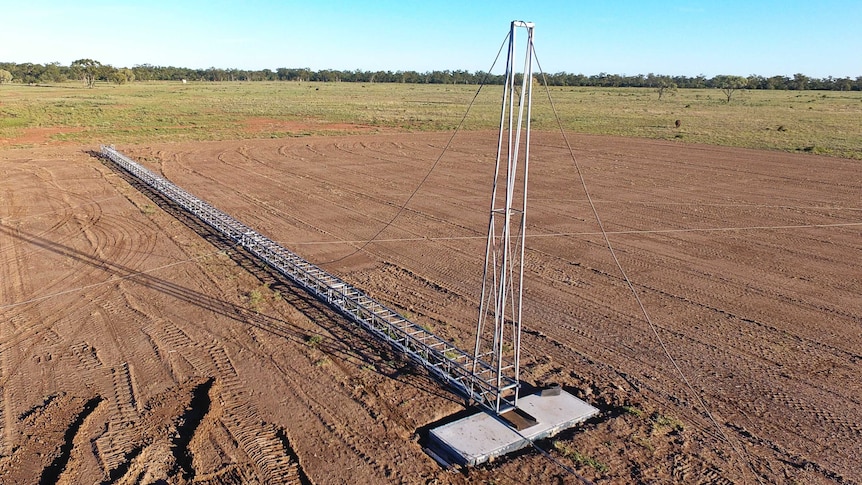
[1,60,860,91]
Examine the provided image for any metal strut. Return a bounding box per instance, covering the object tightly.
[471,20,535,414]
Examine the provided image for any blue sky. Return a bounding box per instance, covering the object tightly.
[2,0,860,78]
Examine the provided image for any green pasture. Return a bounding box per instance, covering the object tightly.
[1,81,860,159]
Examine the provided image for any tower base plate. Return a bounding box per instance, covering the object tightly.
[426,389,598,467]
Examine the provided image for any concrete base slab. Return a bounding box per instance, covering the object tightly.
[427,389,599,466]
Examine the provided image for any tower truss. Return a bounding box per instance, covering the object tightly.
[471,20,535,414]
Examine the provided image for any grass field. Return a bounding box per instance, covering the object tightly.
[1,81,860,158]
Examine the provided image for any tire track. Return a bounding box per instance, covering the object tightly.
[205,344,304,483]
[93,362,139,475]
[0,337,11,457]
[69,340,139,475]
[141,319,307,483]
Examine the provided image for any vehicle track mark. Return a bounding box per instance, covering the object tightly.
[204,343,306,483]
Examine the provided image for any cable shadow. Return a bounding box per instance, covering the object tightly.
[79,149,460,405]
[0,221,307,350]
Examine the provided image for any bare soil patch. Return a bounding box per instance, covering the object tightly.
[243,117,384,135]
[0,127,86,147]
[1,133,859,483]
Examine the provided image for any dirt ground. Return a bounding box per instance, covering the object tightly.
[0,131,859,484]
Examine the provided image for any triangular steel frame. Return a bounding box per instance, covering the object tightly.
[471,20,535,414]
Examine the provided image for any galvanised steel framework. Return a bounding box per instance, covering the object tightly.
[100,145,516,411]
[471,20,535,414]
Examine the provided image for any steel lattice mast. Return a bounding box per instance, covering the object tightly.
[99,145,507,409]
[471,20,535,414]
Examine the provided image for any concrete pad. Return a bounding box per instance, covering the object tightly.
[428,390,599,466]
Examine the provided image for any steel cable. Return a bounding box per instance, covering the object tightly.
[317,32,511,267]
[532,47,763,485]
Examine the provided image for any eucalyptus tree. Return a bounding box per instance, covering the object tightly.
[71,59,103,88]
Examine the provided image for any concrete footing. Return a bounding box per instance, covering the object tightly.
[427,389,599,467]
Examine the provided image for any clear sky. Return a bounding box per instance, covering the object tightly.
[2,0,860,78]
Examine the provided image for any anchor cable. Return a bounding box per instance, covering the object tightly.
[532,47,762,484]
[318,32,511,267]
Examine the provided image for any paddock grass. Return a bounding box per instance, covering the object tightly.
[1,81,859,158]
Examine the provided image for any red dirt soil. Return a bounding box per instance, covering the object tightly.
[0,132,859,484]
[243,117,384,135]
[0,127,86,147]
